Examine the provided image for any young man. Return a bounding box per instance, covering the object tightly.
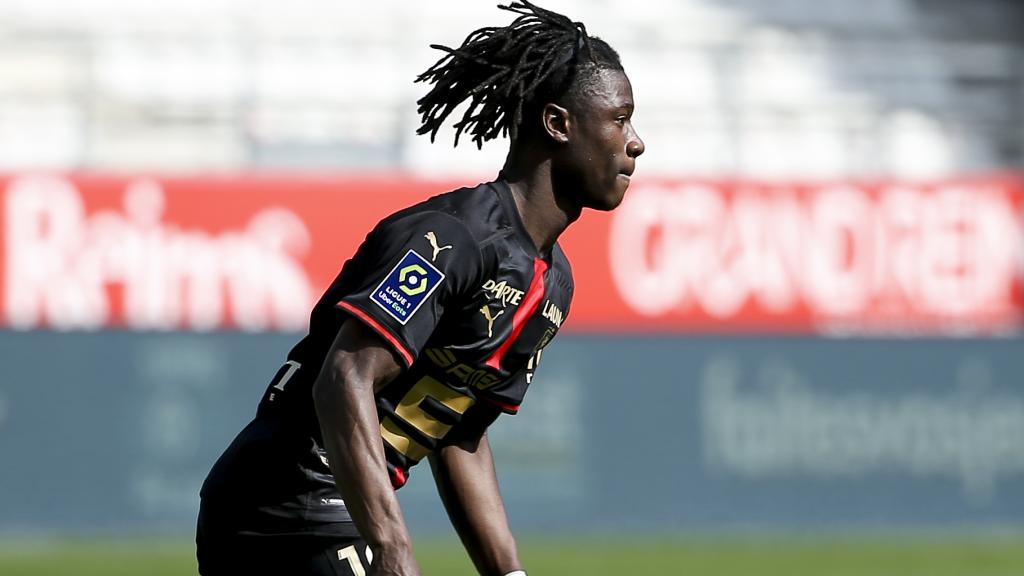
[196,2,644,574]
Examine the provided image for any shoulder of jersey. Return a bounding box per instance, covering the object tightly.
[384,181,510,246]
[549,243,574,289]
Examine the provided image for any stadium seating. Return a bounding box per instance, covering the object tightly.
[0,0,1020,177]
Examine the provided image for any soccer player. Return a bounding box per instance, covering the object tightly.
[196,2,644,574]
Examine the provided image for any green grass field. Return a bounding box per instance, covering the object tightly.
[1,535,1022,575]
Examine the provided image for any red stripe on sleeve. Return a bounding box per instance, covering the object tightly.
[336,301,415,368]
[485,257,548,371]
[391,466,408,489]
[480,395,521,414]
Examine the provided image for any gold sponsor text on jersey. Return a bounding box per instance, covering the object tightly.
[425,347,501,389]
[541,300,564,328]
[482,279,524,307]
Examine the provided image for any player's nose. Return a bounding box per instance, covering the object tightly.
[626,125,645,158]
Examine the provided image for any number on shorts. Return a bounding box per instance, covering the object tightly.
[337,545,366,576]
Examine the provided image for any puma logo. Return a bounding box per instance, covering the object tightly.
[479,305,504,338]
[424,231,452,262]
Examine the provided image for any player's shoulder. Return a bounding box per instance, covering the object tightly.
[550,242,572,274]
[549,242,574,293]
[377,180,506,245]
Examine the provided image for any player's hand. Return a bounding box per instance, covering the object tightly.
[367,544,422,576]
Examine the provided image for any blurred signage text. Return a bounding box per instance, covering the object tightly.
[2,173,1021,334]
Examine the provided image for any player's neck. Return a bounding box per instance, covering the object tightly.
[501,155,580,256]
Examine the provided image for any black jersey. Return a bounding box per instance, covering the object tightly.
[200,179,572,536]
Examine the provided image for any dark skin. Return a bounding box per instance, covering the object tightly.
[312,68,644,575]
[503,68,645,253]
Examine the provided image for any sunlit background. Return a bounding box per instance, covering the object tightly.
[1,1,1022,574]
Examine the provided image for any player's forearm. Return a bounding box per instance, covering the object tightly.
[313,356,412,552]
[431,438,523,575]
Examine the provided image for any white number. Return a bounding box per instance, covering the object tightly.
[272,360,301,391]
[337,545,366,576]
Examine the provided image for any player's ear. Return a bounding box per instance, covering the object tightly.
[542,102,570,144]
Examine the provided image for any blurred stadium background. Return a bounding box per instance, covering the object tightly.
[1,0,1023,574]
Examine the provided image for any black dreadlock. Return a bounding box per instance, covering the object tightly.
[415,0,623,148]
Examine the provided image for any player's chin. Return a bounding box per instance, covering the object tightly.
[593,178,629,211]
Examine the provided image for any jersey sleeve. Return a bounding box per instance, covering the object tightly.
[335,211,482,368]
[438,402,503,448]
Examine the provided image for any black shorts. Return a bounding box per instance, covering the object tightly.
[196,513,372,576]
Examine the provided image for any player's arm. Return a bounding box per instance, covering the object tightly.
[429,430,524,576]
[312,318,420,576]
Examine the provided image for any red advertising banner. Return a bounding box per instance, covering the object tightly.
[2,173,1022,335]
[570,176,1024,335]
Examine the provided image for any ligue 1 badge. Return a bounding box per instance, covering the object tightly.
[370,250,446,324]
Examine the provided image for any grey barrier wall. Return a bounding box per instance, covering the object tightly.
[1,331,1022,535]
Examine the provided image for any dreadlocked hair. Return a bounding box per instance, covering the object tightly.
[415,0,623,148]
